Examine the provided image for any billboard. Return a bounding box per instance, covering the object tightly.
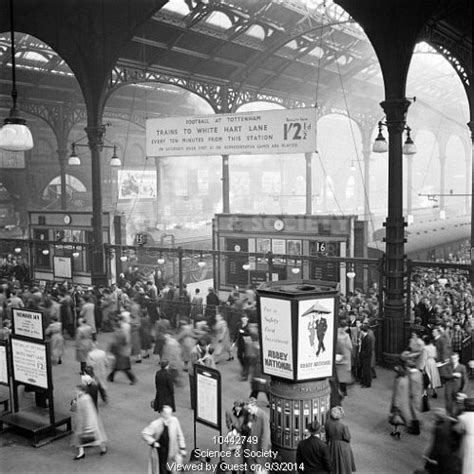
[146,108,317,157]
[118,170,157,200]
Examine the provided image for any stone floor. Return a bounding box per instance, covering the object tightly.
[1,330,472,474]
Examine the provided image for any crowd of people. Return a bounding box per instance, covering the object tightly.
[0,262,472,473]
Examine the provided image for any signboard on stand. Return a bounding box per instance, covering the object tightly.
[12,308,44,341]
[194,364,221,430]
[0,342,8,386]
[11,337,49,390]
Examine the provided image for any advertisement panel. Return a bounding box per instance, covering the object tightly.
[118,170,157,200]
[0,344,8,385]
[260,297,293,379]
[12,308,44,340]
[11,337,48,389]
[146,108,317,157]
[297,298,335,380]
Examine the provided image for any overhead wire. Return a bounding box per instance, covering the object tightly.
[327,21,379,248]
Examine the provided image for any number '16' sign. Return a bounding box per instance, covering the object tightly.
[283,121,312,140]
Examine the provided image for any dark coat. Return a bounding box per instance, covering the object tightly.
[154,368,175,412]
[296,435,332,474]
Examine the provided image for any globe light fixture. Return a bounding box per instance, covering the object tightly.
[42,248,50,256]
[0,0,33,152]
[372,120,416,155]
[14,247,21,253]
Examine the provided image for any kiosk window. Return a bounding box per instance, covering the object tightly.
[34,229,51,269]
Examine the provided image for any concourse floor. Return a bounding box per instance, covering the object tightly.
[1,332,472,474]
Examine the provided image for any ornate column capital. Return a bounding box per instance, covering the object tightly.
[85,125,106,152]
[380,98,411,133]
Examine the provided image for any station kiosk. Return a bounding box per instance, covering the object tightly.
[256,279,339,462]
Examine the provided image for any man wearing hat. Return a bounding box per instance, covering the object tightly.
[302,302,330,357]
[296,420,332,474]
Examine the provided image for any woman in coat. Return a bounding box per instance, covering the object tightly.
[389,354,423,438]
[75,318,94,374]
[71,384,107,459]
[142,405,186,474]
[45,315,64,364]
[213,312,233,362]
[324,406,356,474]
[336,324,353,396]
[423,336,441,398]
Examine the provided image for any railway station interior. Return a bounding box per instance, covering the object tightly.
[0,0,473,473]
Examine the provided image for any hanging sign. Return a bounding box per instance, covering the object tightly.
[12,308,44,341]
[146,108,317,157]
[11,337,49,390]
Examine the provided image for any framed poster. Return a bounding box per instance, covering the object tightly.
[195,364,221,430]
[259,297,293,379]
[53,256,72,279]
[11,337,49,389]
[272,239,286,255]
[12,308,44,341]
[0,343,8,386]
[296,297,336,380]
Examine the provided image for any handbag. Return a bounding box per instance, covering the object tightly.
[79,428,96,444]
[421,393,430,412]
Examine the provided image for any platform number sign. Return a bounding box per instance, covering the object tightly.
[314,242,327,253]
[283,121,312,141]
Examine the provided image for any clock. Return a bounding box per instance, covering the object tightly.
[63,214,72,225]
[273,219,285,231]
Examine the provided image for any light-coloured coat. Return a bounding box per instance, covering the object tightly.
[142,416,186,474]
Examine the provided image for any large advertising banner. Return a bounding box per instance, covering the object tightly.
[12,308,44,341]
[260,297,293,379]
[11,337,48,389]
[118,170,157,200]
[146,108,317,157]
[297,298,335,380]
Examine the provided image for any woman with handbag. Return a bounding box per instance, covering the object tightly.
[71,384,107,460]
[142,405,186,474]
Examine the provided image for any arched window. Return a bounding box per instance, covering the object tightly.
[42,175,87,201]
